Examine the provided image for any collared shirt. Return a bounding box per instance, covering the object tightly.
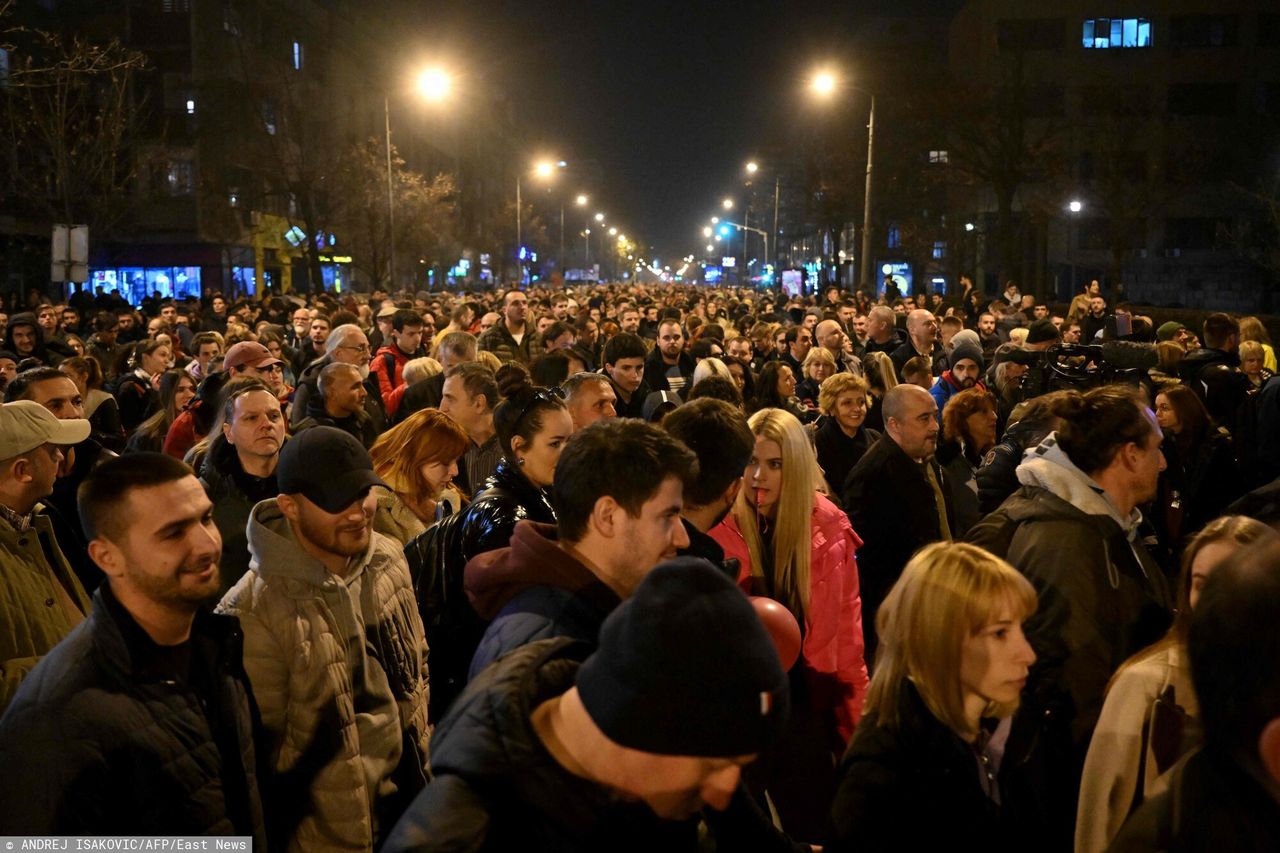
[0,503,32,533]
[465,433,504,494]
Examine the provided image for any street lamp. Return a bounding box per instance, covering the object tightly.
[385,64,454,289]
[745,161,759,175]
[1068,199,1084,213]
[722,198,734,210]
[516,159,562,283]
[1066,199,1085,293]
[810,67,876,292]
[595,212,605,223]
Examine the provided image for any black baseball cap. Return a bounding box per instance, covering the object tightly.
[277,426,384,512]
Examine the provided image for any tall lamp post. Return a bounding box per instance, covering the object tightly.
[385,67,451,290]
[1067,199,1084,295]
[515,159,563,284]
[811,69,876,291]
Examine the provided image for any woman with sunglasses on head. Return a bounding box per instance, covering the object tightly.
[710,406,869,844]
[403,363,574,721]
[828,542,1044,852]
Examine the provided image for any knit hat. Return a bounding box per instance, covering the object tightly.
[575,558,790,757]
[1157,321,1186,342]
[1026,319,1060,345]
[949,340,984,370]
[277,426,384,512]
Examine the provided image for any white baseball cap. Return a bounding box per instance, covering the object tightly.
[0,400,91,458]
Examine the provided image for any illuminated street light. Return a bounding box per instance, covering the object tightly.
[576,194,588,206]
[702,226,712,237]
[964,222,976,232]
[609,227,617,236]
[1068,199,1084,213]
[595,212,605,222]
[745,161,759,175]
[534,161,556,178]
[811,70,837,97]
[711,216,720,224]
[722,198,734,210]
[415,68,452,101]
[706,244,714,252]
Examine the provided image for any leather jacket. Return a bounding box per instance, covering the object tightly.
[403,458,556,721]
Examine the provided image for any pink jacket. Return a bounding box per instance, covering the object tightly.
[711,492,869,749]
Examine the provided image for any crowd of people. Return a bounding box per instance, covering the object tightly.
[1,276,1279,851]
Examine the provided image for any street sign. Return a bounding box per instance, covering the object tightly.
[52,224,89,283]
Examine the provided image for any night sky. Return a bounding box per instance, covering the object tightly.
[409,0,964,260]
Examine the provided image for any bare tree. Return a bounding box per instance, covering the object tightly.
[0,1,147,237]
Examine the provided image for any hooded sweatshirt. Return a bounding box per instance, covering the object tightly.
[464,521,621,679]
[219,500,430,851]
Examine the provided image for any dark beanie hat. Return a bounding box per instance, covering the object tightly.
[1027,319,1060,344]
[949,340,984,370]
[575,557,790,757]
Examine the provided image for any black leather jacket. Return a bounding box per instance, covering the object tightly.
[403,458,556,721]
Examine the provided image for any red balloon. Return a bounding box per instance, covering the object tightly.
[749,596,802,671]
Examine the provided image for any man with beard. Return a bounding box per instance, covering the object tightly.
[928,338,985,419]
[291,323,384,432]
[643,319,695,395]
[479,288,535,365]
[220,428,430,851]
[0,453,267,843]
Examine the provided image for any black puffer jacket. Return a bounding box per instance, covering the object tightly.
[403,458,556,721]
[0,585,266,842]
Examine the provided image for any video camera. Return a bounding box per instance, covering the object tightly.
[1010,341,1157,402]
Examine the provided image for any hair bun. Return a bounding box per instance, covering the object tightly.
[495,362,532,399]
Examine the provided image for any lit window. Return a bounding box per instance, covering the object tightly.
[928,150,948,164]
[292,41,304,71]
[165,160,194,196]
[887,225,901,250]
[1082,17,1152,49]
[185,98,195,115]
[932,241,947,259]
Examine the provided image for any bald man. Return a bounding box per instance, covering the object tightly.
[889,309,945,381]
[815,319,863,377]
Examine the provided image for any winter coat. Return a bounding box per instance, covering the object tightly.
[929,371,986,419]
[373,489,428,549]
[935,439,983,538]
[293,393,379,449]
[370,344,412,410]
[711,493,869,747]
[1151,430,1241,559]
[1108,747,1280,853]
[478,319,535,365]
[841,434,955,664]
[828,679,1050,853]
[1177,347,1250,434]
[218,499,431,852]
[291,355,387,434]
[0,509,91,713]
[0,584,266,843]
[112,370,159,432]
[199,433,280,598]
[465,521,621,680]
[1076,645,1199,853]
[889,339,945,379]
[967,435,1173,846]
[642,347,696,395]
[383,638,702,853]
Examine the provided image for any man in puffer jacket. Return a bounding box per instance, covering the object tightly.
[219,428,430,852]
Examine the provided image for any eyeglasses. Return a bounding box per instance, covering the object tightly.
[512,386,566,431]
[338,344,371,355]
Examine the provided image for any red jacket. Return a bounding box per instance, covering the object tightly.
[711,492,869,749]
[371,345,412,410]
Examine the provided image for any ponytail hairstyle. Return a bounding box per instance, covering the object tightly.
[492,363,567,463]
[61,355,105,391]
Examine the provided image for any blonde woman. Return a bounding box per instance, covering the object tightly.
[796,346,837,408]
[829,542,1040,851]
[711,407,868,842]
[691,355,733,387]
[1238,340,1273,389]
[369,408,470,545]
[1076,516,1275,853]
[813,372,879,496]
[861,349,898,432]
[1238,316,1276,372]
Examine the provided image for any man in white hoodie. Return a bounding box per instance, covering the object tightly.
[219,426,430,852]
[968,384,1174,847]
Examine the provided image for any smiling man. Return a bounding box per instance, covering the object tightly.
[643,318,695,395]
[220,427,431,851]
[0,453,266,842]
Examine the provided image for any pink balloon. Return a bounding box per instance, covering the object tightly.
[750,596,802,670]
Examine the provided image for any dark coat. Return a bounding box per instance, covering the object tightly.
[889,339,945,379]
[841,435,954,664]
[967,484,1173,845]
[813,417,879,499]
[1177,347,1250,434]
[975,417,1055,515]
[642,347,696,394]
[290,354,386,433]
[478,318,535,365]
[200,434,280,598]
[1151,430,1241,560]
[384,638,700,853]
[828,679,1050,853]
[0,585,266,843]
[1109,747,1280,853]
[402,458,556,721]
